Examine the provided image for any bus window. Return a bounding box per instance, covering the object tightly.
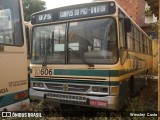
[140,33,143,53]
[143,35,148,54]
[130,24,135,50]
[0,2,23,46]
[68,18,117,64]
[146,38,149,54]
[119,19,126,48]
[149,40,152,55]
[135,28,140,52]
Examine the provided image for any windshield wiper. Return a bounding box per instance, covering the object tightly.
[42,54,48,66]
[42,31,54,67]
[42,42,50,66]
[68,48,94,67]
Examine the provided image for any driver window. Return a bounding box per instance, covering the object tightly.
[0,9,13,44]
[0,0,23,46]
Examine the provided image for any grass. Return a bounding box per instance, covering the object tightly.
[124,79,158,120]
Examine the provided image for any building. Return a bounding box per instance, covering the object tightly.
[94,0,146,26]
[94,0,157,26]
[116,0,146,26]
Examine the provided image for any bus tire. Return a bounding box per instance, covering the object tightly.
[128,76,134,98]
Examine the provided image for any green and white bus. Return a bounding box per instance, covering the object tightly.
[0,0,29,111]
[30,1,152,110]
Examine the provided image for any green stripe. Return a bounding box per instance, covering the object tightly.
[54,69,110,77]
[54,69,122,77]
[30,78,120,86]
[0,90,28,108]
[30,68,146,78]
[54,69,141,77]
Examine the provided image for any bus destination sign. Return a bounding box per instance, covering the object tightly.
[59,4,109,19]
[32,2,116,24]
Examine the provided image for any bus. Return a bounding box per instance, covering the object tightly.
[29,1,152,110]
[0,0,29,111]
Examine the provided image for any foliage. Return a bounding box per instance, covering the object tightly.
[152,20,160,34]
[22,0,46,21]
[124,84,158,120]
[145,7,152,16]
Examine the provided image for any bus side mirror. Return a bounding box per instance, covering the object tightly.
[124,18,131,33]
[119,47,128,65]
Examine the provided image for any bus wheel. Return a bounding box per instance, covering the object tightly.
[128,76,134,98]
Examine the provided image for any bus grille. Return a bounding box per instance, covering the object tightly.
[45,83,90,92]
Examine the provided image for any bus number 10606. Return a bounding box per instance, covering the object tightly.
[33,68,53,76]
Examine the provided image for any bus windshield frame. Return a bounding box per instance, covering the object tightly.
[31,17,118,65]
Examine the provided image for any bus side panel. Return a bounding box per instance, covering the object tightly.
[0,46,28,109]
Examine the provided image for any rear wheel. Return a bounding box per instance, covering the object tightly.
[128,75,134,98]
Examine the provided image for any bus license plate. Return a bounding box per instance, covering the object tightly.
[33,68,54,76]
[89,99,107,107]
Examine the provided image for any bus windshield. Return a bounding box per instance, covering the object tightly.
[31,18,117,64]
[68,18,117,64]
[32,23,66,64]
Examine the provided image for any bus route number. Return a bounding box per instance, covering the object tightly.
[33,68,53,76]
[38,13,52,21]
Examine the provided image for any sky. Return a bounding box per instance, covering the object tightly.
[44,0,93,9]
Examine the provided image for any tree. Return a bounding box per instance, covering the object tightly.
[22,0,46,21]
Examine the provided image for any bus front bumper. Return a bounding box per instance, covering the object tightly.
[30,88,119,110]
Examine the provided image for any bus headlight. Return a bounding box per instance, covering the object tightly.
[92,87,108,93]
[33,82,44,88]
